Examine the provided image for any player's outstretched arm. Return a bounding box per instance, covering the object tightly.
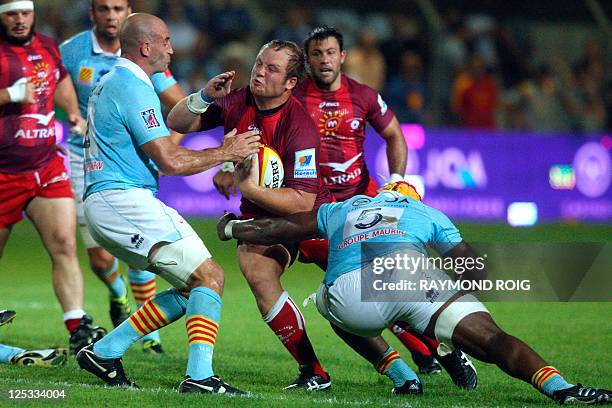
[217,211,319,245]
[142,128,260,176]
[443,241,488,284]
[167,71,235,133]
[379,116,407,181]
[54,76,86,134]
[158,83,187,145]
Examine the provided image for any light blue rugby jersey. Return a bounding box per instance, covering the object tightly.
[83,58,169,199]
[60,30,176,154]
[317,191,462,285]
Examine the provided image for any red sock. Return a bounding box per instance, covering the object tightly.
[65,319,81,334]
[264,292,327,378]
[389,323,431,356]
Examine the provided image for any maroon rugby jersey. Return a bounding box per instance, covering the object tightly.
[294,74,394,201]
[0,33,67,173]
[200,86,331,216]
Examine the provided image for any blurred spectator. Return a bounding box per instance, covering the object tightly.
[464,10,498,68]
[267,5,313,44]
[209,0,254,45]
[567,61,606,133]
[502,66,568,131]
[380,13,427,79]
[524,66,570,131]
[451,53,499,129]
[344,30,386,91]
[164,0,202,80]
[385,50,427,124]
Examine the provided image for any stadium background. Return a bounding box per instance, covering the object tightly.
[1,0,611,406]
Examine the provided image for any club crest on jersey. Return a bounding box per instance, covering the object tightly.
[318,110,344,136]
[140,108,160,129]
[78,66,95,85]
[294,148,317,179]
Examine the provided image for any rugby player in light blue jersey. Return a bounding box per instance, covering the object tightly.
[218,181,612,404]
[60,0,185,352]
[75,13,260,394]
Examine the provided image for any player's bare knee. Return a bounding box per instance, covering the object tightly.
[88,248,115,274]
[188,260,225,294]
[50,231,77,258]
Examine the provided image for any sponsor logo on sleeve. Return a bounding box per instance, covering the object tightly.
[140,108,160,129]
[377,93,388,115]
[294,148,317,179]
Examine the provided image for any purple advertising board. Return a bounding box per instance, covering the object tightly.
[59,124,608,223]
[152,126,612,223]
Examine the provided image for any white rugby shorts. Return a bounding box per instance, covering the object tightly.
[84,188,211,287]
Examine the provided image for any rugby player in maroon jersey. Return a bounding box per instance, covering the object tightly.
[168,40,333,391]
[0,0,105,354]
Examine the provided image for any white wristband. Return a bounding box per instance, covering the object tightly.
[389,173,404,183]
[224,218,254,239]
[186,90,213,114]
[224,220,238,239]
[7,78,27,103]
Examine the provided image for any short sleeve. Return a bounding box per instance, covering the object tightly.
[364,85,394,133]
[151,69,177,94]
[428,207,463,255]
[120,84,169,146]
[316,203,334,239]
[50,41,68,82]
[281,107,321,194]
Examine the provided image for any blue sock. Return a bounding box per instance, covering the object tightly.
[127,268,161,344]
[0,344,24,364]
[185,287,222,380]
[94,288,187,359]
[532,366,573,397]
[97,259,126,299]
[377,347,420,387]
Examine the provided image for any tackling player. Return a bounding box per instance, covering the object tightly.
[211,25,470,381]
[168,40,334,391]
[75,13,260,393]
[218,181,612,404]
[60,0,186,353]
[0,0,105,354]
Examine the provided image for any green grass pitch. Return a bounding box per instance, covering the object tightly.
[0,220,610,407]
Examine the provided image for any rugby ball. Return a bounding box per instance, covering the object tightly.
[257,145,284,188]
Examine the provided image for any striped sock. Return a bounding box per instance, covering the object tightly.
[94,289,186,359]
[0,344,24,364]
[532,366,573,397]
[185,287,221,380]
[127,268,161,344]
[376,347,420,387]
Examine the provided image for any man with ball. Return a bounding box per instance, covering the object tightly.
[168,40,333,391]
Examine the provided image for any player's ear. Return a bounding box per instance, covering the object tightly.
[88,7,94,23]
[340,50,347,65]
[286,76,298,91]
[140,42,150,58]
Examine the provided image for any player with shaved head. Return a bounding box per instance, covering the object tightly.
[75,13,260,394]
[60,0,187,352]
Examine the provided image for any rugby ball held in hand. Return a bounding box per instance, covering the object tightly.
[258,145,284,188]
